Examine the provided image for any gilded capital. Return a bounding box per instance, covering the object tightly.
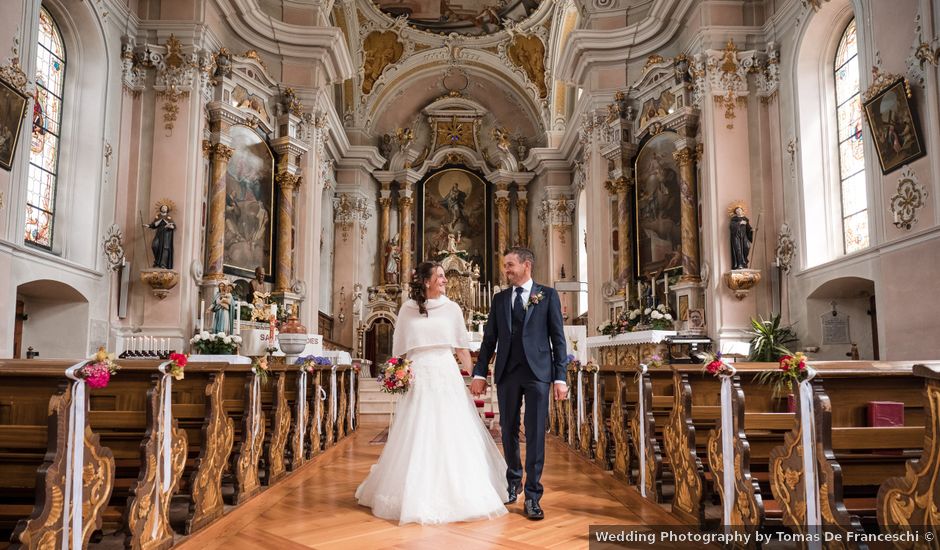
[495,196,510,210]
[673,147,694,167]
[276,171,301,190]
[378,196,392,208]
[604,177,631,194]
[201,139,212,158]
[210,143,234,161]
[399,195,414,209]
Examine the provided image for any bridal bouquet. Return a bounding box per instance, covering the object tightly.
[377,356,414,395]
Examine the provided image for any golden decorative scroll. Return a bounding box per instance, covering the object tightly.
[611,373,630,480]
[187,373,234,533]
[234,374,266,504]
[13,385,116,550]
[324,370,336,449]
[267,372,291,484]
[878,374,940,546]
[310,371,324,456]
[663,372,704,525]
[126,377,188,550]
[704,375,762,539]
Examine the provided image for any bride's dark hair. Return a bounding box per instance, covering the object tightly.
[410,261,443,316]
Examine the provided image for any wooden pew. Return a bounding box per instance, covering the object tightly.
[222,364,267,505]
[0,361,115,549]
[261,363,292,486]
[768,361,924,542]
[878,362,940,537]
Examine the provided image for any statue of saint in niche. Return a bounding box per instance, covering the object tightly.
[730,205,753,270]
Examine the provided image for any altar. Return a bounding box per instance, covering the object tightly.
[586,330,677,369]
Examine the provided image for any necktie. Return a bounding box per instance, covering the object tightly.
[513,287,525,323]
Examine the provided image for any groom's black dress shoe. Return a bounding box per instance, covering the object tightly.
[524,499,544,520]
[504,484,520,505]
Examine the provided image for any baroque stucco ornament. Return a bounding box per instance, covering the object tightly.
[890,166,928,231]
[362,30,404,95]
[507,33,547,98]
[775,223,796,273]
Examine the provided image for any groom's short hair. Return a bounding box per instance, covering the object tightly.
[505,246,535,267]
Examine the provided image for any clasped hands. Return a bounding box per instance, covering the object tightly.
[470,378,569,400]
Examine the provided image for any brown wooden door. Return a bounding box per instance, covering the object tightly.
[13,300,24,358]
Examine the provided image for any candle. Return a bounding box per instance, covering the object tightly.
[650,276,657,308]
[636,281,642,305]
[664,274,669,296]
[235,300,241,335]
[270,303,277,318]
[199,300,205,332]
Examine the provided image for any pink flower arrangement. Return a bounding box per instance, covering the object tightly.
[79,347,120,389]
[377,355,413,395]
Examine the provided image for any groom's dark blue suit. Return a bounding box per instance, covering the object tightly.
[472,282,567,503]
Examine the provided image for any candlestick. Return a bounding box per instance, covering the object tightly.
[636,281,642,307]
[664,274,669,297]
[200,300,205,332]
[235,300,241,335]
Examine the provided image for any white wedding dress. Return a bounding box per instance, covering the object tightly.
[355,296,509,525]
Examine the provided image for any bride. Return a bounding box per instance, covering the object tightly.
[355,262,508,524]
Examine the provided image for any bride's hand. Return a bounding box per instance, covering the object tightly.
[470,378,487,397]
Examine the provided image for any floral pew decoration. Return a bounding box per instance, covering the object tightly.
[294,355,333,451]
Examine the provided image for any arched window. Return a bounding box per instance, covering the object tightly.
[25,7,66,248]
[833,19,868,254]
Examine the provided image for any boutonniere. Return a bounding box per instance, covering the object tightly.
[526,291,545,309]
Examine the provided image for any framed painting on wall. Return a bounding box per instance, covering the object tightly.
[634,131,683,278]
[862,78,926,174]
[0,77,29,171]
[418,168,490,278]
[223,125,275,278]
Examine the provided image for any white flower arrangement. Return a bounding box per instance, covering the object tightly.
[190,331,242,354]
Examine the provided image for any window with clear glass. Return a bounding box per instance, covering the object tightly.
[834,19,868,254]
[25,7,65,248]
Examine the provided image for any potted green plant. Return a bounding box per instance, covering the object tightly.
[746,314,797,362]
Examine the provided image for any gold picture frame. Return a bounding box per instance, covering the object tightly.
[0,76,29,171]
[862,77,926,174]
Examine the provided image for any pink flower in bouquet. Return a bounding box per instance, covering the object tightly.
[388,357,399,365]
[395,369,407,380]
[84,363,112,389]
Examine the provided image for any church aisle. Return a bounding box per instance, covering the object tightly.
[174,426,688,549]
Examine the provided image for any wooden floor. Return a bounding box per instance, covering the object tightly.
[175,427,692,549]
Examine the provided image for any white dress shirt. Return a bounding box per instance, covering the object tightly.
[474,278,566,387]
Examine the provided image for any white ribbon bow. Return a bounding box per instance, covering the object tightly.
[348,368,357,431]
[637,363,648,498]
[592,370,599,442]
[251,375,261,442]
[576,369,584,439]
[153,361,175,538]
[799,367,821,548]
[719,367,738,529]
[63,360,92,550]
[330,366,338,423]
[315,386,327,435]
[297,370,308,455]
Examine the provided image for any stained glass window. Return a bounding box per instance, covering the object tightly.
[25,7,65,248]
[834,19,868,254]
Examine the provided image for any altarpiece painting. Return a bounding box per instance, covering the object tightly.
[224,125,274,278]
[634,131,683,277]
[419,168,489,276]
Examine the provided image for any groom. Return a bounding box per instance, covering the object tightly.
[471,247,568,520]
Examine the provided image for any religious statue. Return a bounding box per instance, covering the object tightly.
[385,235,401,284]
[492,126,512,154]
[211,280,235,335]
[730,205,754,270]
[352,283,363,321]
[143,202,176,269]
[248,266,266,305]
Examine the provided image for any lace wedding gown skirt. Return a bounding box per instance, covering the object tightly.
[355,346,509,525]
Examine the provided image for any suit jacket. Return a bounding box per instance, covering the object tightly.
[472,282,568,385]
